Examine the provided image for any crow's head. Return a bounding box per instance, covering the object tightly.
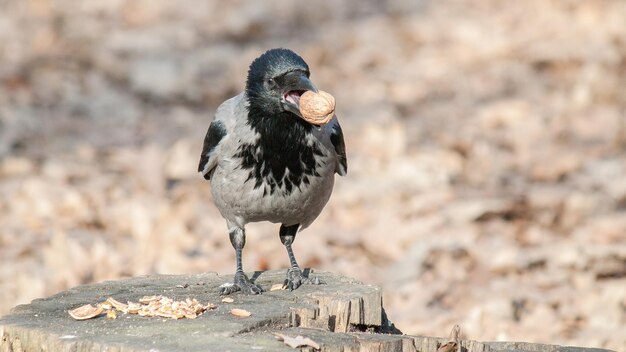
[245,48,318,119]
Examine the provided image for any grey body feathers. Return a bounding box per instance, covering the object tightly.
[199,93,345,230]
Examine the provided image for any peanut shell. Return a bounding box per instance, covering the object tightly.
[105,297,128,311]
[230,308,252,317]
[68,304,104,320]
[270,283,286,291]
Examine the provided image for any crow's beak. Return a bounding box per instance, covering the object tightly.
[293,74,318,93]
[281,72,318,118]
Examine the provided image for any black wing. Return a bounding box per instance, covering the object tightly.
[198,120,227,180]
[330,123,347,176]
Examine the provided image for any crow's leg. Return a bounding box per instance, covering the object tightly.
[280,224,324,290]
[219,226,263,295]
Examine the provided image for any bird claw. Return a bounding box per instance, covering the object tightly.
[219,273,264,295]
[283,268,325,291]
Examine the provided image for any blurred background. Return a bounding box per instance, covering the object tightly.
[0,0,625,350]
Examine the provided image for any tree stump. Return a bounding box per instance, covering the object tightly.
[0,270,614,352]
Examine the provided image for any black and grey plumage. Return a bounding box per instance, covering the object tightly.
[198,48,347,295]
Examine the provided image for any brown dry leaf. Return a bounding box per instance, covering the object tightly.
[270,283,286,291]
[437,341,457,352]
[273,333,320,349]
[221,297,234,303]
[437,324,461,352]
[68,304,104,320]
[230,308,252,317]
[449,324,460,340]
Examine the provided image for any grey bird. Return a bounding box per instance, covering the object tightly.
[198,48,347,295]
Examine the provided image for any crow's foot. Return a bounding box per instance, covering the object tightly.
[283,267,324,291]
[219,272,263,295]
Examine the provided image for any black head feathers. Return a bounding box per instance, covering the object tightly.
[245,48,309,97]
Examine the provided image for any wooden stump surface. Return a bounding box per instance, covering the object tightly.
[0,270,614,352]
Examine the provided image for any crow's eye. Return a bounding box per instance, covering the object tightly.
[265,78,276,89]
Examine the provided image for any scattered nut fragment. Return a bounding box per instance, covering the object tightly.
[106,297,128,311]
[221,297,234,303]
[230,308,252,317]
[299,90,335,125]
[139,295,160,303]
[68,296,216,321]
[68,304,104,320]
[155,311,174,319]
[127,302,141,314]
[270,283,286,291]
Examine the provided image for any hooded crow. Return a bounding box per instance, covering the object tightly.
[198,48,347,295]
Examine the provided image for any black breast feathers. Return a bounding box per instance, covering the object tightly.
[236,109,325,196]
